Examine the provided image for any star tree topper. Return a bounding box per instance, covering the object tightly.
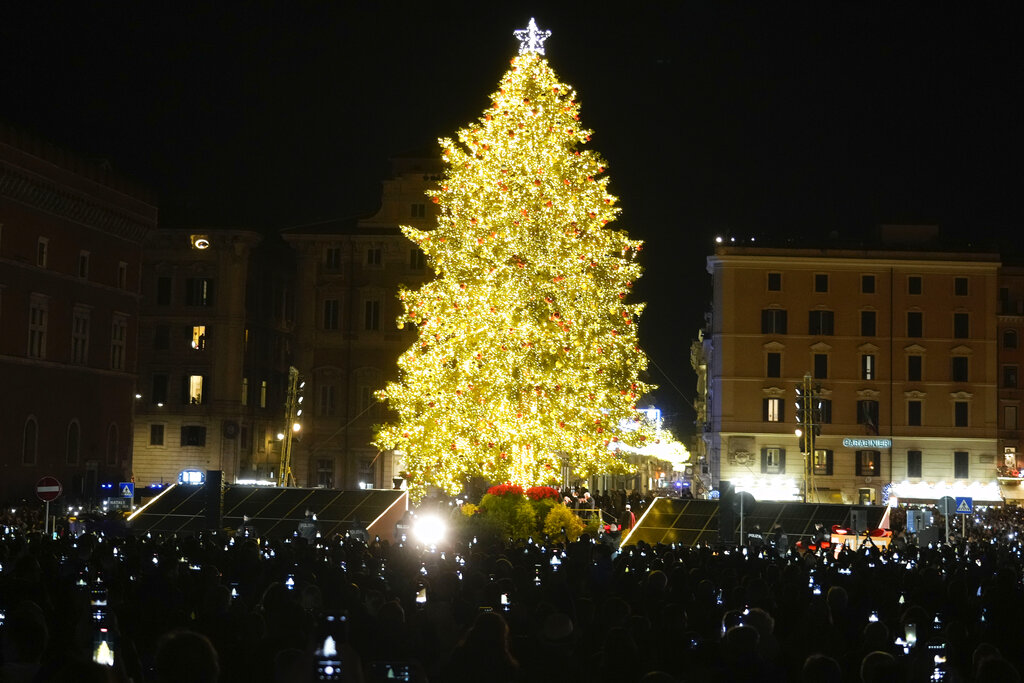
[514,18,551,55]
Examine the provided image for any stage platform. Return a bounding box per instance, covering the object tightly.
[127,482,408,540]
[620,497,886,547]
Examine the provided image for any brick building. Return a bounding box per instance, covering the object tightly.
[0,124,156,503]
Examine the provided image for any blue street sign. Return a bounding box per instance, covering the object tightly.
[954,496,973,514]
[119,482,135,498]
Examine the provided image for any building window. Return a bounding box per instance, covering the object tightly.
[1005,405,1018,430]
[953,313,969,339]
[857,400,879,432]
[260,380,268,408]
[813,353,828,380]
[954,401,968,427]
[36,237,48,267]
[185,278,214,306]
[157,277,172,305]
[152,374,168,405]
[324,246,342,271]
[907,311,923,338]
[954,450,969,479]
[117,262,128,289]
[66,421,80,465]
[855,450,880,476]
[818,399,833,424]
[323,299,340,330]
[186,375,205,405]
[952,357,969,383]
[861,354,875,381]
[761,309,787,334]
[317,459,335,488]
[860,311,876,337]
[150,424,165,446]
[908,400,922,426]
[808,310,834,335]
[908,276,922,295]
[28,296,48,359]
[410,248,426,270]
[242,378,249,406]
[364,299,381,331]
[954,277,968,296]
[78,251,90,278]
[760,447,785,475]
[366,247,382,266]
[767,272,782,291]
[71,308,90,365]
[814,273,829,293]
[812,449,833,476]
[319,384,336,416]
[907,450,922,478]
[110,315,127,371]
[22,417,38,465]
[861,275,875,294]
[180,425,207,447]
[106,423,118,465]
[763,398,784,423]
[908,355,923,382]
[1004,329,1018,349]
[191,325,207,350]
[766,352,781,378]
[359,385,376,414]
[154,325,170,350]
[411,203,426,218]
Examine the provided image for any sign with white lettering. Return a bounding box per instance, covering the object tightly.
[843,437,892,449]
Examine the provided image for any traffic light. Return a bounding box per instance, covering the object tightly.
[795,373,822,454]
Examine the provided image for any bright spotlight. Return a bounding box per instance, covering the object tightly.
[412,515,446,545]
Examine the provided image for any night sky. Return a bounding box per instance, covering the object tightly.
[2,4,1021,439]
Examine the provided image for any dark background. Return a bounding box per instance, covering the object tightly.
[2,3,1021,440]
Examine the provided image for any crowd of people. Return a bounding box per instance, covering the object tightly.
[1,502,1024,682]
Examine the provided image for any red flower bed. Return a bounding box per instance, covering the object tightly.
[486,483,524,497]
[526,485,561,501]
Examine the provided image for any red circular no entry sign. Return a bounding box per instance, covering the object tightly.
[36,476,62,502]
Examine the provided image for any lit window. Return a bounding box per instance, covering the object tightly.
[812,449,833,476]
[861,354,875,381]
[188,375,204,405]
[191,325,207,350]
[855,450,880,476]
[761,447,784,475]
[763,397,783,423]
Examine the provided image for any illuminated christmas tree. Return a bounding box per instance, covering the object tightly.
[375,19,655,498]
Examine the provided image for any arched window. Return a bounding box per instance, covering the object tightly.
[22,417,38,466]
[106,423,119,465]
[1004,329,1018,349]
[66,420,80,465]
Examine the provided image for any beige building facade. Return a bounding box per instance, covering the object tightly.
[702,238,1001,505]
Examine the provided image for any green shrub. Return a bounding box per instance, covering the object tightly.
[479,492,537,540]
[543,504,586,542]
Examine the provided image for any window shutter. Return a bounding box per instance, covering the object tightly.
[779,448,786,472]
[762,399,769,422]
[778,401,785,422]
[760,448,768,474]
[826,450,834,476]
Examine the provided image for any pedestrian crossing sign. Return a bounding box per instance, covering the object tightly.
[120,482,135,498]
[954,496,973,514]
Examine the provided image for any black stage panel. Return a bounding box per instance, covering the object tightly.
[128,483,408,540]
